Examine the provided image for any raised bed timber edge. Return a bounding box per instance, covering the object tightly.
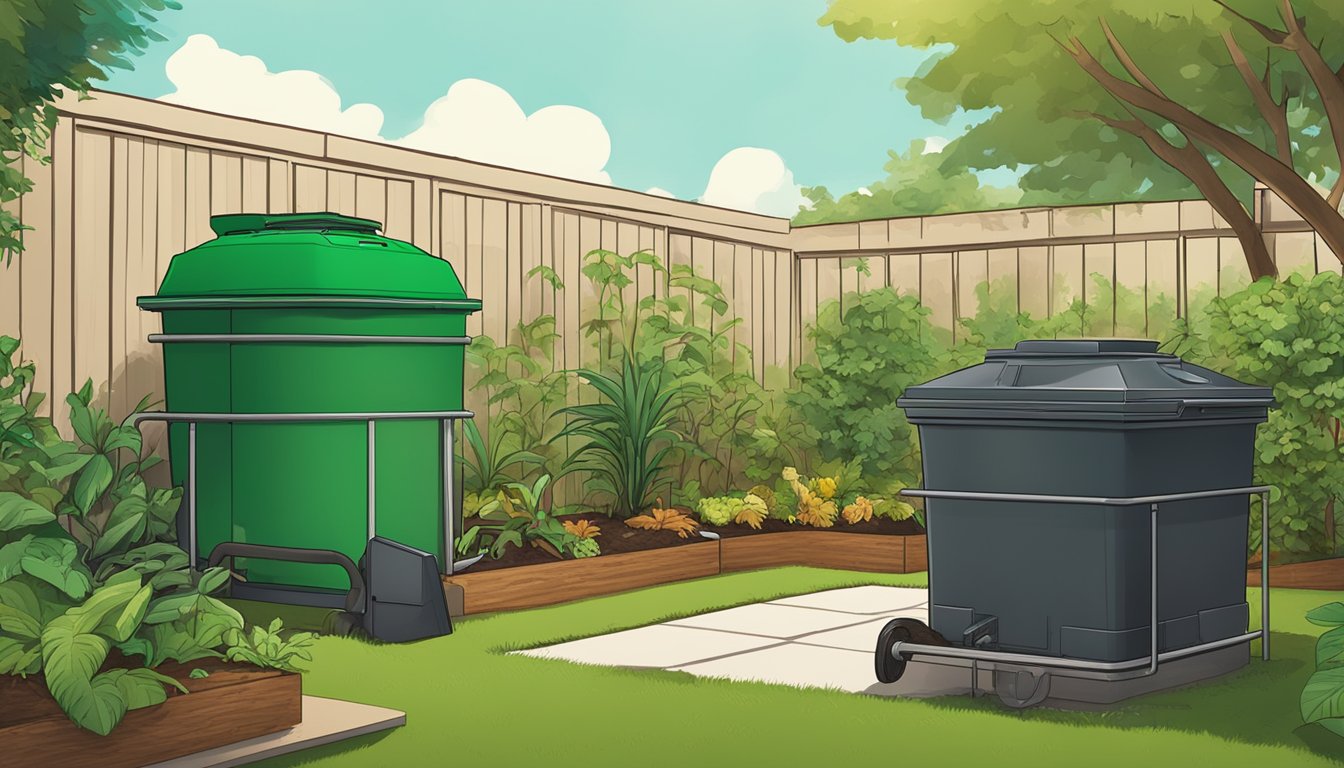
[1246,556,1344,590]
[1,658,302,768]
[443,531,929,615]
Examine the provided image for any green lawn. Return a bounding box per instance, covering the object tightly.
[231,569,1344,768]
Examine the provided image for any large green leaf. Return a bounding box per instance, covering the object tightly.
[71,454,114,515]
[1320,626,1344,669]
[0,491,56,531]
[91,496,149,558]
[1307,603,1344,628]
[40,579,147,733]
[0,635,41,675]
[1303,667,1344,724]
[20,536,92,600]
[101,666,185,709]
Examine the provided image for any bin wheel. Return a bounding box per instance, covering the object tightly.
[875,618,922,683]
[323,611,365,639]
[994,666,1051,709]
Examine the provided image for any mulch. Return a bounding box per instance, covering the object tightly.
[461,509,925,572]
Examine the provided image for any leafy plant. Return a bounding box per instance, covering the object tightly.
[456,474,589,560]
[554,354,683,518]
[695,494,768,529]
[0,338,292,734]
[460,419,546,497]
[1165,273,1344,561]
[224,618,315,673]
[841,496,874,525]
[747,484,777,516]
[782,467,838,529]
[568,537,601,559]
[625,501,700,539]
[1301,602,1344,738]
[562,519,601,540]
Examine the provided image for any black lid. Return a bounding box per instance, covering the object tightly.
[898,339,1275,423]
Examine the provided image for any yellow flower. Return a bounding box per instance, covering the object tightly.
[781,467,799,482]
[814,477,837,500]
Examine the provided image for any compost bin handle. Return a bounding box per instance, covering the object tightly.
[206,542,366,615]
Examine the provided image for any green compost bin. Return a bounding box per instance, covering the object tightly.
[137,212,481,600]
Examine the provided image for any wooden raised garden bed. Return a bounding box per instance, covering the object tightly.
[1247,556,1344,590]
[445,514,926,615]
[1,656,302,768]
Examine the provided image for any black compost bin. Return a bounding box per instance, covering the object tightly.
[897,339,1273,662]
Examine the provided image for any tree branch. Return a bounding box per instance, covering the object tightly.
[1062,33,1344,263]
[1277,0,1344,207]
[1210,0,1288,44]
[1222,29,1294,163]
[1099,18,1166,96]
[1076,107,1277,279]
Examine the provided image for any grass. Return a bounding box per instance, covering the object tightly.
[227,568,1344,768]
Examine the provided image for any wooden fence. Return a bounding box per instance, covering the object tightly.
[0,89,1338,437]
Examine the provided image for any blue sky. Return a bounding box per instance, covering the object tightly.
[102,0,983,211]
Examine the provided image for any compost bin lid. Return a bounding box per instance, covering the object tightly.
[137,212,482,311]
[896,339,1274,422]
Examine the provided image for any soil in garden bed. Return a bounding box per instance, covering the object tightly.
[460,510,925,572]
[461,511,708,572]
[0,651,283,730]
[702,516,925,538]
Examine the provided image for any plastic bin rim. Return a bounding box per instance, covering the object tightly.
[136,294,483,311]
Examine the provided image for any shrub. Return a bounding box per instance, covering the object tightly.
[695,494,768,528]
[1167,273,1344,561]
[1301,602,1344,738]
[788,289,949,490]
[554,354,684,518]
[0,337,291,735]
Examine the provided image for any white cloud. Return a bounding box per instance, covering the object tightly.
[393,79,611,185]
[159,34,384,139]
[922,135,950,154]
[156,36,612,185]
[857,186,873,197]
[644,187,676,198]
[698,147,808,218]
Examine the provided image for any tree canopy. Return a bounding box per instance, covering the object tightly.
[0,0,178,261]
[819,0,1344,279]
[793,138,1020,226]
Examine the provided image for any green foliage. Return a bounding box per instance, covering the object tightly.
[792,139,1022,225]
[819,2,1343,208]
[462,306,567,493]
[1166,273,1344,559]
[695,495,770,527]
[1,1,179,261]
[223,618,315,674]
[555,354,684,519]
[457,474,592,560]
[788,288,948,488]
[0,338,287,734]
[1302,602,1344,738]
[568,536,601,559]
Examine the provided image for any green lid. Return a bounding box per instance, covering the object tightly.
[138,212,482,311]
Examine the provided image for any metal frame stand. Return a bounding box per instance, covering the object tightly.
[133,409,477,576]
[890,485,1272,695]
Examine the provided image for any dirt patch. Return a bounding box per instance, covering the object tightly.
[461,511,704,572]
[460,510,925,572]
[702,516,924,538]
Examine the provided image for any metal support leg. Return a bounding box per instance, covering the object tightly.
[367,420,376,541]
[1261,490,1271,661]
[442,418,456,576]
[1149,502,1159,676]
[188,421,198,570]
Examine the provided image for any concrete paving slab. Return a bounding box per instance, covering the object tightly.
[769,586,929,615]
[666,602,878,638]
[672,642,883,693]
[145,695,404,768]
[510,623,783,668]
[793,610,929,653]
